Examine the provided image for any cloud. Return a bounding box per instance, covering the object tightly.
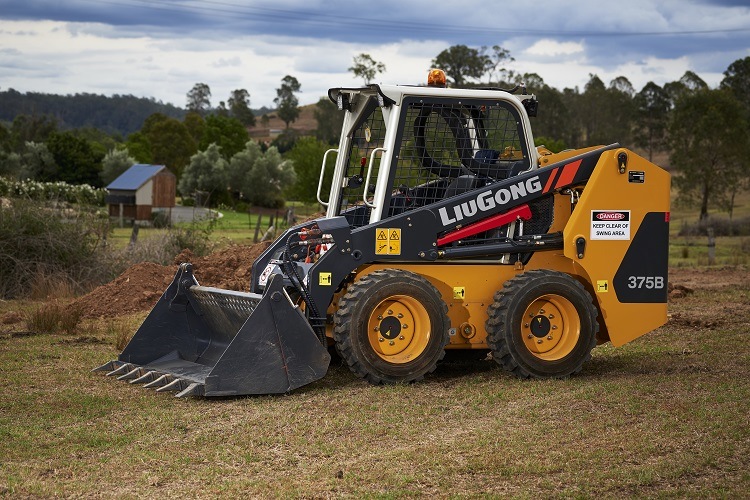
[0,0,748,108]
[524,39,585,58]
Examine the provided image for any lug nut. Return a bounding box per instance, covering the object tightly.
[387,310,393,315]
[539,309,545,314]
[377,315,383,320]
[524,323,529,328]
[528,334,533,339]
[547,335,553,340]
[397,313,403,318]
[548,314,554,319]
[389,340,395,346]
[379,338,384,342]
[537,339,543,344]
[374,326,379,332]
[399,335,404,340]
[552,325,558,330]
[402,324,408,329]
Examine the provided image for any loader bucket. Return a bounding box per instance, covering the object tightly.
[93,263,330,397]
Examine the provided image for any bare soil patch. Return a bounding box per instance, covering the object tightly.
[73,241,271,319]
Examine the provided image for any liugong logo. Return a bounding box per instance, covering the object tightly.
[439,175,542,226]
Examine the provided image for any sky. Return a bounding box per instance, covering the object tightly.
[1,0,749,110]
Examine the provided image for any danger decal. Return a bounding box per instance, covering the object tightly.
[590,210,631,240]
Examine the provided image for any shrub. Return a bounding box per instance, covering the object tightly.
[0,178,106,206]
[678,216,750,237]
[0,199,111,299]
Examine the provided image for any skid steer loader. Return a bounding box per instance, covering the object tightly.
[95,70,671,397]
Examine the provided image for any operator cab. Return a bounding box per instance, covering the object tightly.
[321,71,539,229]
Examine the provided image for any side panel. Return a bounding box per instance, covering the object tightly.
[563,149,670,346]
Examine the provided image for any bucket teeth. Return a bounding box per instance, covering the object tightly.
[91,360,123,373]
[156,378,190,393]
[106,363,135,377]
[130,370,160,385]
[143,374,175,389]
[175,382,205,398]
[117,367,147,381]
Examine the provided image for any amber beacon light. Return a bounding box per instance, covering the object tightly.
[427,68,447,87]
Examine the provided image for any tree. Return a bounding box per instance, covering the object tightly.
[348,53,386,85]
[609,76,635,98]
[186,83,212,115]
[199,114,249,159]
[19,142,57,181]
[8,114,57,153]
[0,122,10,153]
[524,74,570,145]
[274,75,302,129]
[431,45,490,86]
[183,111,205,145]
[228,89,256,126]
[313,97,343,145]
[124,131,152,164]
[178,143,229,206]
[100,148,136,185]
[721,56,750,119]
[284,136,333,203]
[146,116,197,179]
[668,88,749,220]
[633,82,670,161]
[0,152,21,178]
[226,140,261,195]
[46,131,104,186]
[484,45,514,85]
[664,71,709,107]
[229,142,295,208]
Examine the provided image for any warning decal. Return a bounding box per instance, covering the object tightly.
[596,280,609,293]
[590,210,631,240]
[375,228,402,255]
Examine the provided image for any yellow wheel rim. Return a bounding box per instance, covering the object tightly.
[520,294,580,361]
[367,295,431,364]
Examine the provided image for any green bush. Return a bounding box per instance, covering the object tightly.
[0,199,111,299]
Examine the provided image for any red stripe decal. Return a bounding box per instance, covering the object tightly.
[437,205,532,246]
[554,159,582,189]
[542,167,558,193]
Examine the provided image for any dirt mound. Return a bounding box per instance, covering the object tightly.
[75,241,272,319]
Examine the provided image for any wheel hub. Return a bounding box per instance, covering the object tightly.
[521,294,580,360]
[378,316,402,340]
[530,315,551,338]
[368,295,430,364]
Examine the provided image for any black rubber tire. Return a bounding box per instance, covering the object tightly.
[485,270,599,379]
[333,269,450,385]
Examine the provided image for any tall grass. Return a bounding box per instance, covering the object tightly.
[24,301,83,335]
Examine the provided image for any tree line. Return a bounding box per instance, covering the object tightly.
[0,49,748,219]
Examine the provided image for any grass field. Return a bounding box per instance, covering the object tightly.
[1,266,748,497]
[106,202,321,250]
[2,183,749,496]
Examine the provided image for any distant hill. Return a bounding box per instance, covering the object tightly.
[0,89,274,138]
[0,89,186,137]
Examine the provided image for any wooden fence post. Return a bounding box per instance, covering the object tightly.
[253,213,262,243]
